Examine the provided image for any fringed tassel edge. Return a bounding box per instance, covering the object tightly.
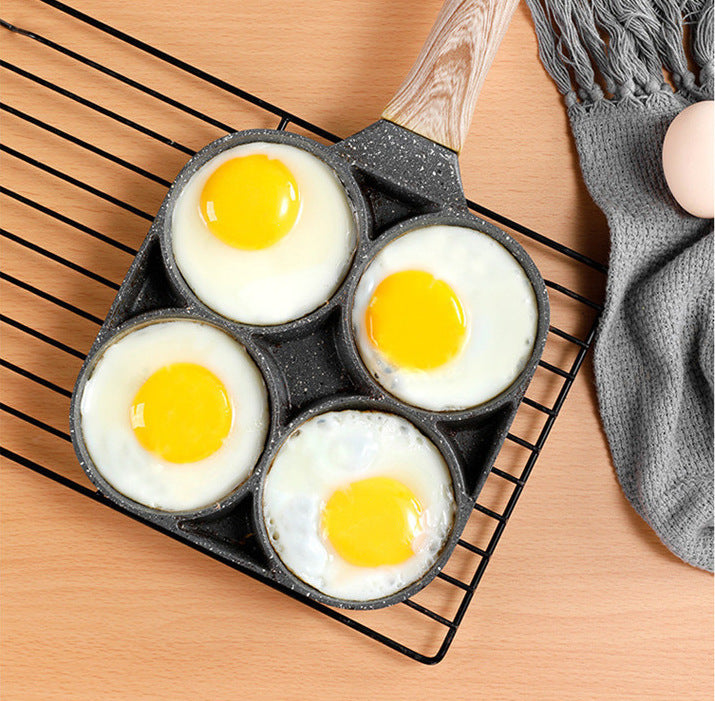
[526,0,714,110]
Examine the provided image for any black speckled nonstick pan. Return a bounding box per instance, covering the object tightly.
[70,0,549,610]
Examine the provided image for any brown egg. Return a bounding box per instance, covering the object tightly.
[662,100,714,219]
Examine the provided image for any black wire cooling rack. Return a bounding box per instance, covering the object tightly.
[0,0,607,665]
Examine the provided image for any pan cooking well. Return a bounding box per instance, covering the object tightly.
[70,0,549,609]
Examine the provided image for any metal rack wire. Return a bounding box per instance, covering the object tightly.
[1,0,606,664]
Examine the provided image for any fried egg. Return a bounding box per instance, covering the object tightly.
[80,320,269,512]
[170,142,356,325]
[262,410,455,602]
[352,225,539,411]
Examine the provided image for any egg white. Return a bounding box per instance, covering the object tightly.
[262,410,455,602]
[352,225,539,411]
[80,320,269,512]
[171,142,356,325]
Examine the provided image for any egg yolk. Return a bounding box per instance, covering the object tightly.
[199,154,300,250]
[321,476,423,567]
[364,270,468,370]
[130,362,233,464]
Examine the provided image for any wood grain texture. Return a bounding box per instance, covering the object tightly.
[0,0,712,699]
[382,0,520,151]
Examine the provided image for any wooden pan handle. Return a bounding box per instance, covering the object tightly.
[382,0,520,153]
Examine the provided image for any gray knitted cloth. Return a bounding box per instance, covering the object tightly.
[526,0,714,571]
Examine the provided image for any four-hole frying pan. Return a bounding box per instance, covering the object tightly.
[70,0,550,610]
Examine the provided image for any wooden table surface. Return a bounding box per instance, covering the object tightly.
[1,1,712,698]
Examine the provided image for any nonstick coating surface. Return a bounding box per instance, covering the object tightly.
[70,124,550,610]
